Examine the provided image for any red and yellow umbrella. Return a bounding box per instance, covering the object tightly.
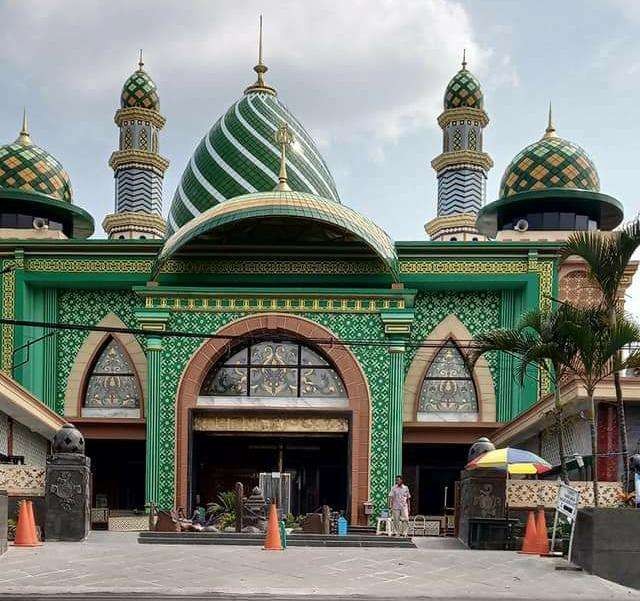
[466,447,552,475]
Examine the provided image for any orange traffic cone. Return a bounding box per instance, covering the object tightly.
[535,508,549,555]
[263,502,283,551]
[519,510,538,554]
[13,500,41,547]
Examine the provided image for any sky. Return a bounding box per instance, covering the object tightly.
[1,0,639,311]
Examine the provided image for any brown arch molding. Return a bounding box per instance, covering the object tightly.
[174,313,372,523]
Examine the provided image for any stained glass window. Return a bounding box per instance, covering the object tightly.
[418,340,478,413]
[200,339,346,398]
[83,338,141,409]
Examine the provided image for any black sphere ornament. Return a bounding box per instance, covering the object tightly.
[52,423,85,454]
[468,437,495,462]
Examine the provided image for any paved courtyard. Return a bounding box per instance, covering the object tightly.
[0,532,638,599]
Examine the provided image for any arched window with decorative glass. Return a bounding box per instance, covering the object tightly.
[417,339,478,419]
[200,339,346,402]
[82,337,142,417]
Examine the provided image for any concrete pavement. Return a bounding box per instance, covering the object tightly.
[0,532,637,599]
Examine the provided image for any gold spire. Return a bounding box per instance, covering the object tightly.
[543,102,556,139]
[138,49,144,71]
[15,108,31,145]
[462,48,467,70]
[274,122,293,191]
[244,15,277,96]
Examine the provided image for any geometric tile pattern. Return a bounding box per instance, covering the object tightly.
[0,140,72,202]
[499,135,600,198]
[121,68,160,111]
[167,90,340,235]
[444,68,484,110]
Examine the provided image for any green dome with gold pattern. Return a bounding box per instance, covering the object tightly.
[499,127,600,198]
[121,64,160,111]
[0,124,72,202]
[444,65,484,110]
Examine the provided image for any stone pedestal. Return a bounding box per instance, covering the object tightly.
[44,453,91,541]
[458,469,506,549]
[0,489,7,555]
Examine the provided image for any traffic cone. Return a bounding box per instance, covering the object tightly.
[13,500,41,547]
[535,508,549,555]
[263,502,283,551]
[519,510,538,554]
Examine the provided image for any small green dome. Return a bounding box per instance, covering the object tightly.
[499,130,600,198]
[0,127,72,202]
[121,67,160,111]
[444,67,483,110]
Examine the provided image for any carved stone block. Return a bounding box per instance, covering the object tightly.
[0,489,7,555]
[44,453,91,541]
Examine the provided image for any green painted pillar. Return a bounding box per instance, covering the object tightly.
[387,343,405,488]
[381,309,414,493]
[144,334,163,507]
[136,309,170,509]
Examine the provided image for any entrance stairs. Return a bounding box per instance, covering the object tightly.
[138,531,416,548]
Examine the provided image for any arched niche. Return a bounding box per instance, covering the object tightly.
[403,314,495,423]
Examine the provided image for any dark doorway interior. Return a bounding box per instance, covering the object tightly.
[403,443,469,515]
[85,439,145,511]
[192,432,349,517]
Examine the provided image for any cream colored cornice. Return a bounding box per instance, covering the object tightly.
[431,150,493,173]
[438,107,489,129]
[115,107,166,129]
[109,150,169,174]
[103,212,166,236]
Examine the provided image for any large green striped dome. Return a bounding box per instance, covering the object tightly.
[167,89,339,235]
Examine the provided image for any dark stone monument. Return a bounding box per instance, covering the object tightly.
[243,486,267,531]
[0,489,7,555]
[44,424,91,542]
[458,468,507,549]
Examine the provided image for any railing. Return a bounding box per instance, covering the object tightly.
[507,480,623,509]
[0,465,45,495]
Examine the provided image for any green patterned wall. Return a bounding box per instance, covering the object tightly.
[56,289,140,415]
[406,289,502,395]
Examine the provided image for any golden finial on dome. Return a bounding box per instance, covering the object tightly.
[138,49,144,71]
[462,48,467,70]
[15,108,31,145]
[543,102,556,139]
[274,121,293,191]
[245,15,277,96]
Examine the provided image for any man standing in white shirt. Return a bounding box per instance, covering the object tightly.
[388,475,411,537]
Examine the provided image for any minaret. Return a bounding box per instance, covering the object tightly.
[425,51,493,241]
[103,51,169,239]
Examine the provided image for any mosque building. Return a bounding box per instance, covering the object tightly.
[0,34,636,524]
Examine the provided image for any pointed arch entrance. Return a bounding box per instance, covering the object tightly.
[175,314,371,523]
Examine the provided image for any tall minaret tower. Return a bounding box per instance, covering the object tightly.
[425,52,493,241]
[103,51,169,239]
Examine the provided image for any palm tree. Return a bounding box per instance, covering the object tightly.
[562,306,640,505]
[560,221,640,488]
[471,306,580,482]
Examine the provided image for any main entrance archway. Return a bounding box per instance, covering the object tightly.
[175,314,371,523]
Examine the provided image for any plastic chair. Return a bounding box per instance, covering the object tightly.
[376,516,394,536]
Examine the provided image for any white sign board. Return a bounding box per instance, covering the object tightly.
[557,484,580,521]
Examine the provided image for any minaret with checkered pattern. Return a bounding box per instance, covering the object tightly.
[103,51,169,240]
[425,52,493,242]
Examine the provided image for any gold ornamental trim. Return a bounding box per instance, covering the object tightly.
[437,107,489,129]
[115,107,166,129]
[143,293,405,314]
[425,214,479,238]
[109,150,169,174]
[431,151,493,173]
[193,414,349,433]
[103,212,166,237]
